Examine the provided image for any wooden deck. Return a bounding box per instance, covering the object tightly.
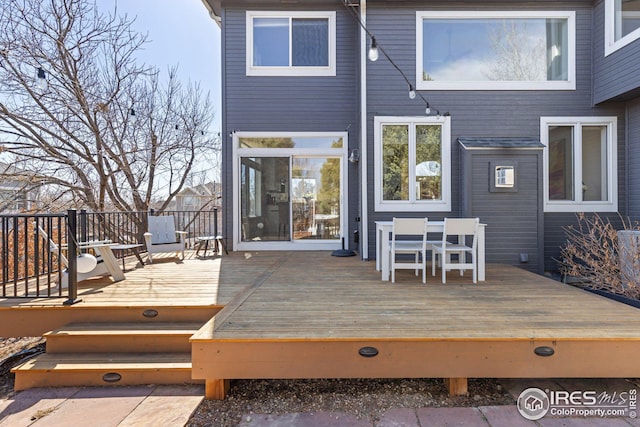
[4,250,640,398]
[190,251,640,398]
[0,251,260,336]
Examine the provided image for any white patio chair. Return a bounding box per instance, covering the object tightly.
[432,218,480,284]
[389,217,431,284]
[143,215,187,263]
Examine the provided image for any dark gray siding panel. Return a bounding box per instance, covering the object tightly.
[628,98,640,220]
[220,5,360,249]
[593,0,640,103]
[462,150,543,273]
[364,2,627,271]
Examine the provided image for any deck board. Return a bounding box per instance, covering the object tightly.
[192,251,640,340]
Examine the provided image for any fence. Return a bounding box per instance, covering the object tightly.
[0,208,221,300]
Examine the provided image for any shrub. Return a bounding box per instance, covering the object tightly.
[558,213,640,300]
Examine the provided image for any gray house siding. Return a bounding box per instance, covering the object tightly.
[365,2,627,271]
[220,5,360,249]
[593,0,640,104]
[460,149,544,274]
[628,98,640,220]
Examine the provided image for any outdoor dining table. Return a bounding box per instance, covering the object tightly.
[375,220,486,282]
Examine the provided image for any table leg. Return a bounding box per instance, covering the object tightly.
[133,249,145,266]
[376,225,381,272]
[381,229,390,281]
[478,226,485,281]
[217,237,228,255]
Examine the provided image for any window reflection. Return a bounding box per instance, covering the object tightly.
[422,17,568,82]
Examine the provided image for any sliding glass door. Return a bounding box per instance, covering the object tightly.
[291,157,340,241]
[235,133,346,250]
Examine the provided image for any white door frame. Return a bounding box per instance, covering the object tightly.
[232,131,348,251]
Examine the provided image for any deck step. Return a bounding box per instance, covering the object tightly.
[44,322,202,353]
[12,352,199,390]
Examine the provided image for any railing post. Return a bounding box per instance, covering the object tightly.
[64,209,81,305]
[214,208,218,238]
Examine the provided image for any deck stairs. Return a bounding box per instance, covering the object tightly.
[12,320,205,390]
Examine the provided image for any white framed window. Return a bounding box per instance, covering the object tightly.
[416,11,576,90]
[374,116,451,212]
[605,0,640,56]
[541,117,618,213]
[246,11,336,77]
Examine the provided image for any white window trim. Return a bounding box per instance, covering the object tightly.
[416,11,576,91]
[604,0,640,56]
[246,11,336,77]
[232,131,348,251]
[374,116,451,212]
[541,116,618,213]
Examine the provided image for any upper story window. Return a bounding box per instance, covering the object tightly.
[416,11,575,90]
[374,116,451,212]
[605,0,640,55]
[541,117,618,213]
[246,11,336,77]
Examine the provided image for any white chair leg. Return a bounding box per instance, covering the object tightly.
[414,252,419,276]
[432,252,437,276]
[442,253,447,284]
[472,253,477,284]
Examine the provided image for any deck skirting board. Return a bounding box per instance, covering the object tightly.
[192,339,640,380]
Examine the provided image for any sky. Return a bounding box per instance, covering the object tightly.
[95,0,222,129]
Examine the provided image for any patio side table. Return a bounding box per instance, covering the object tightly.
[196,235,228,257]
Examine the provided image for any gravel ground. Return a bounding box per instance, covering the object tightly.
[187,377,514,427]
[0,337,46,399]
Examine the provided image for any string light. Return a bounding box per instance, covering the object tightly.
[36,67,47,91]
[341,1,448,117]
[368,37,379,62]
[408,84,416,100]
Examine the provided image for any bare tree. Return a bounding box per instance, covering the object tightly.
[0,0,216,214]
[487,21,546,81]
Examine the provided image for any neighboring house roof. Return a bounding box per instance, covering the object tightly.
[177,182,221,198]
[0,161,42,187]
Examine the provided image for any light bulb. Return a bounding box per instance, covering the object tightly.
[36,67,48,91]
[368,37,379,62]
[425,106,431,115]
[409,86,416,99]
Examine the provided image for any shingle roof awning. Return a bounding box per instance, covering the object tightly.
[458,137,544,149]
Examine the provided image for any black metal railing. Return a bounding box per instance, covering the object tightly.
[0,208,221,300]
[1,212,70,300]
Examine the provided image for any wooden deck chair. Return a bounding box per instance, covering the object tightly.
[143,215,187,263]
[431,218,480,284]
[35,225,110,287]
[389,217,430,284]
